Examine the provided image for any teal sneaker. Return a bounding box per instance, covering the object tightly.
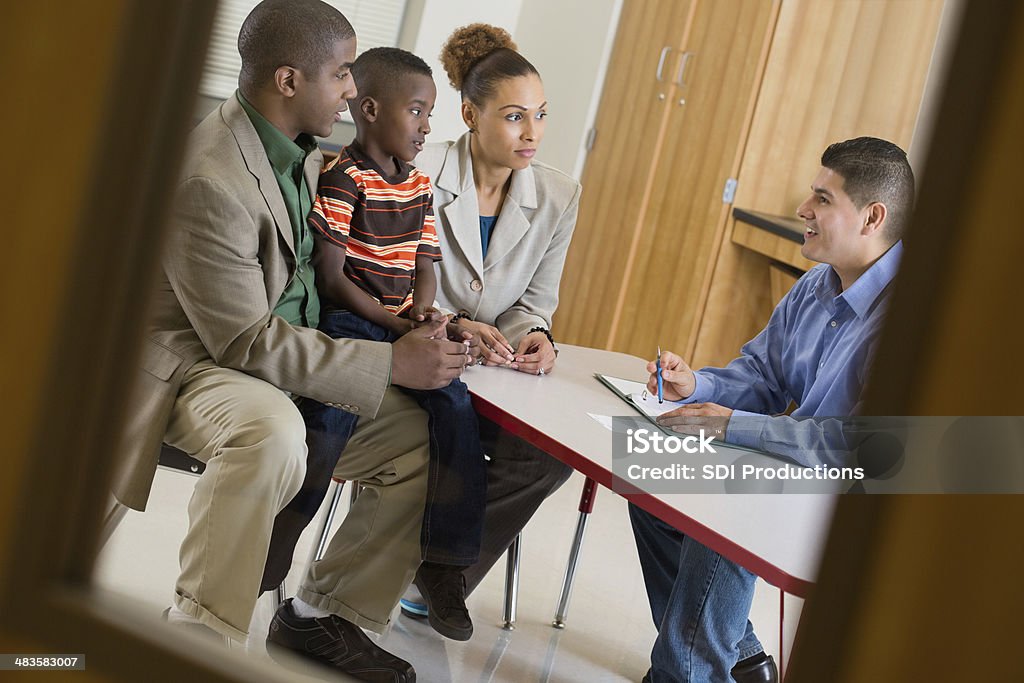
[399,598,428,619]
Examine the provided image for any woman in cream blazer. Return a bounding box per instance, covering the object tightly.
[400,24,583,606]
[415,131,580,366]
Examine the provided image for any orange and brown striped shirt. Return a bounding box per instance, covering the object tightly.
[309,142,442,315]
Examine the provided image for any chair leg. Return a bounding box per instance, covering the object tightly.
[552,477,598,629]
[312,479,346,564]
[502,532,522,630]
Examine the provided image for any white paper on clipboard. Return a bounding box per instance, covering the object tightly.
[594,374,679,421]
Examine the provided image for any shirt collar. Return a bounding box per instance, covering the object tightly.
[346,140,411,184]
[824,240,904,319]
[236,91,317,176]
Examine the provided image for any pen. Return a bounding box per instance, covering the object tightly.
[656,346,664,404]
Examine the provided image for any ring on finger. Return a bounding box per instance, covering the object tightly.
[538,368,545,376]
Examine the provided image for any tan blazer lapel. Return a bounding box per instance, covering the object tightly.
[437,137,484,279]
[483,164,537,271]
[223,97,296,256]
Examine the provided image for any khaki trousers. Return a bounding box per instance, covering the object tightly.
[166,361,428,640]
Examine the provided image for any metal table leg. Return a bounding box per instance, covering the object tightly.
[502,533,522,630]
[552,477,598,629]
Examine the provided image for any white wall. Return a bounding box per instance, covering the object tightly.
[514,0,622,177]
[412,0,524,144]
[409,0,622,178]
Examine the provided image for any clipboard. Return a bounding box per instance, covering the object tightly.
[595,373,768,456]
[594,373,675,433]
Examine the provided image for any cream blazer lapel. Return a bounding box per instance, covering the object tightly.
[484,164,536,271]
[434,135,484,280]
[223,96,296,257]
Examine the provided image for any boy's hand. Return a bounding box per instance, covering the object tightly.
[645,350,696,401]
[457,320,516,366]
[513,331,556,376]
[391,319,472,390]
[408,304,446,329]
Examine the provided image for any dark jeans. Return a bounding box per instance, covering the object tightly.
[260,310,486,592]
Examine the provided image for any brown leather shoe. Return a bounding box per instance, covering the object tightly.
[266,599,415,682]
[731,653,778,682]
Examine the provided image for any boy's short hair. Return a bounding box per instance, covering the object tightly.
[238,0,355,94]
[821,137,916,242]
[352,47,433,102]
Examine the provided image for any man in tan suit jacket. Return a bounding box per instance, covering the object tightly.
[113,3,467,680]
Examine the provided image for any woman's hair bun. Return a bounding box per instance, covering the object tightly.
[439,23,517,91]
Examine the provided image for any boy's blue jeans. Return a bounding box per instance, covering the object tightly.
[260,310,486,591]
[628,503,764,682]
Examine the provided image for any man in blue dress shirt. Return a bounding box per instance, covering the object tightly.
[632,137,915,683]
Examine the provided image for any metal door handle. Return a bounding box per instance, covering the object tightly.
[655,46,671,81]
[674,51,694,87]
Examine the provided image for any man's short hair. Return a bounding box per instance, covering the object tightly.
[351,47,433,102]
[238,0,355,94]
[821,137,916,242]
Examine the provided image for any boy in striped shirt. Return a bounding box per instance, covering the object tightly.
[305,47,483,642]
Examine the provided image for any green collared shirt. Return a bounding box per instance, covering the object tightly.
[237,91,320,329]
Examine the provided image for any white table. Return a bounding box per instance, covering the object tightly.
[461,344,835,600]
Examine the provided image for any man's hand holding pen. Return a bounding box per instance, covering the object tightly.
[645,350,730,437]
[645,350,697,401]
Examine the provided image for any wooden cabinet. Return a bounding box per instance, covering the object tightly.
[554,0,699,349]
[691,0,944,368]
[554,0,945,369]
[554,0,780,358]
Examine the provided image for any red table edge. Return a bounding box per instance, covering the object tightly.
[471,393,816,598]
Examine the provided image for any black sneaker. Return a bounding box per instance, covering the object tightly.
[413,563,473,641]
[641,654,778,683]
[266,599,415,682]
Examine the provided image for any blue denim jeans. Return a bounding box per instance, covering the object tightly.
[629,503,763,682]
[313,310,485,566]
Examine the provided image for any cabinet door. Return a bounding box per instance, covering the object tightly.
[610,0,779,358]
[554,0,695,348]
[691,0,944,369]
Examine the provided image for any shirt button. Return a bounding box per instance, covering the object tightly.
[819,361,825,368]
[830,320,837,327]
[470,279,483,292]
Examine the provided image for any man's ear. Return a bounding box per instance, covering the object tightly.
[274,65,298,97]
[360,96,379,123]
[862,202,888,236]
